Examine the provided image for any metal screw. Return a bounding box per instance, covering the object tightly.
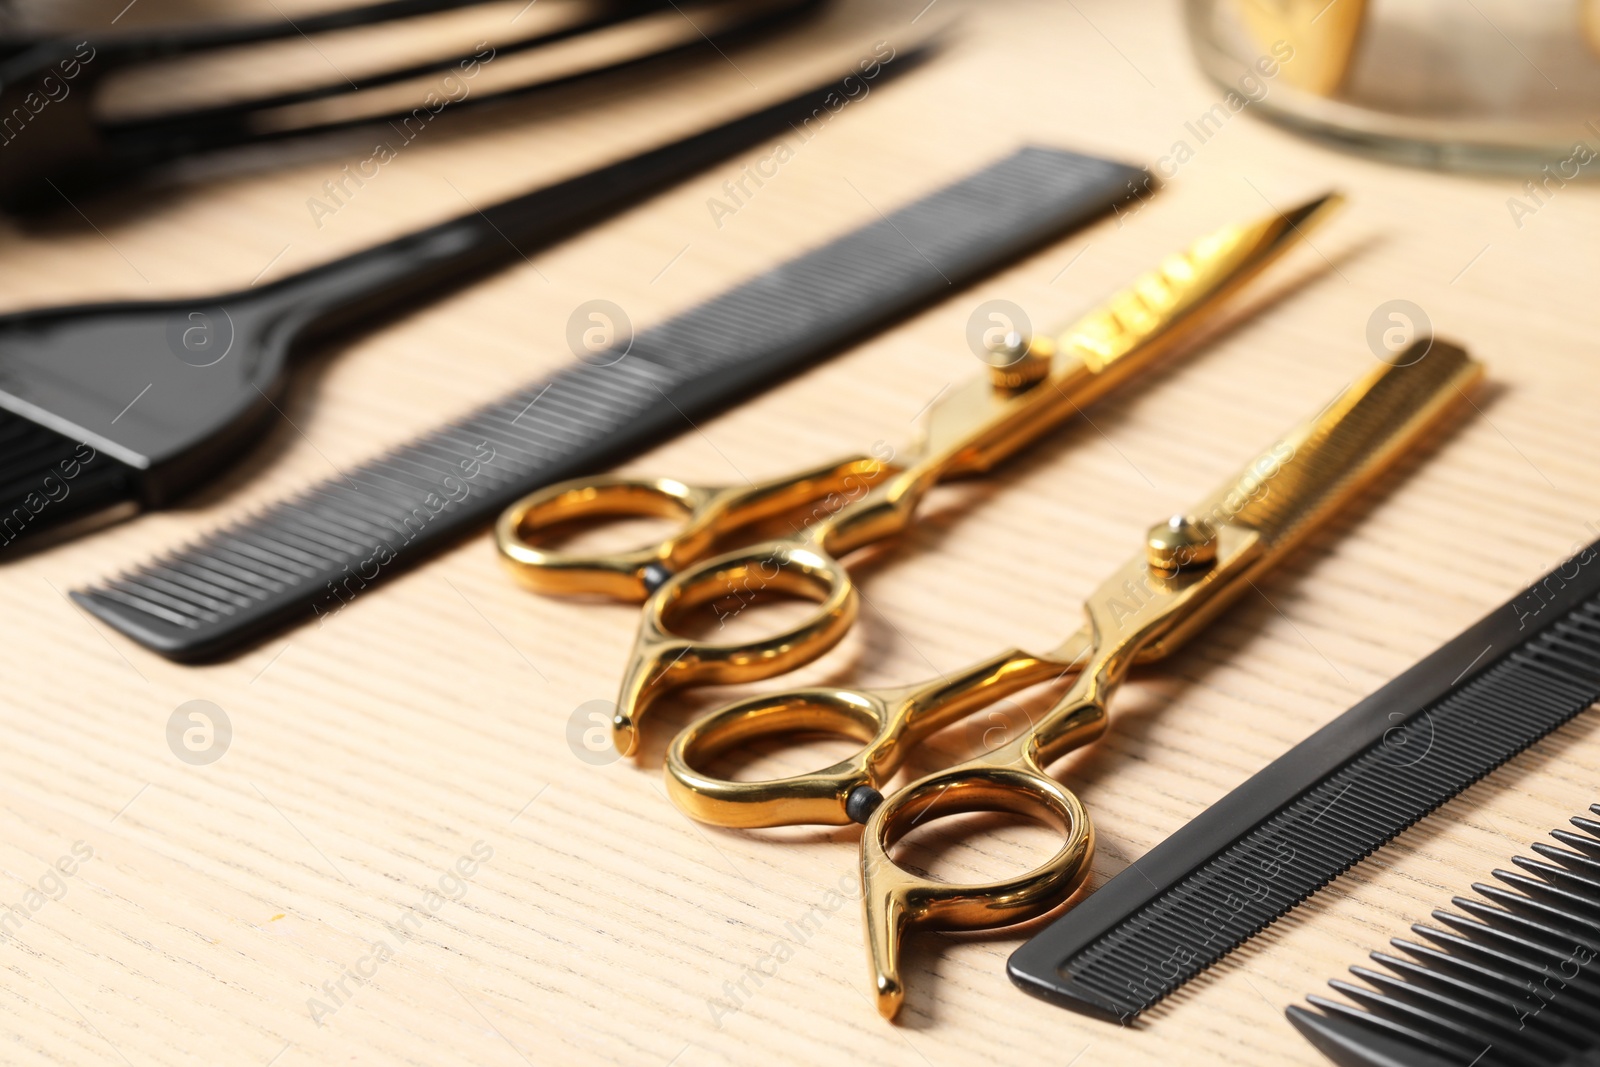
[986,331,1053,392]
[1146,514,1218,577]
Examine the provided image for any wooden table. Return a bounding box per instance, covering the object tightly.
[4,1,1599,1063]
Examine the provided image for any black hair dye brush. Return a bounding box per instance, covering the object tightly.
[0,55,921,550]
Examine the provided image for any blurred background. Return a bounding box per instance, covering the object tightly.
[6,0,1600,221]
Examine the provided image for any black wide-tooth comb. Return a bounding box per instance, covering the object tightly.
[0,54,920,550]
[0,0,821,209]
[1290,803,1600,1067]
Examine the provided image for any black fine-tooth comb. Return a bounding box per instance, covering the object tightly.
[1289,802,1600,1067]
[0,52,925,550]
[67,143,1150,659]
[0,0,821,209]
[1009,536,1600,1022]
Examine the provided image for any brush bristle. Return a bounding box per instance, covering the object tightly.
[0,408,131,548]
[0,408,80,496]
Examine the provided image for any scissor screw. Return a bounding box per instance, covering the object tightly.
[1146,514,1218,577]
[986,331,1053,392]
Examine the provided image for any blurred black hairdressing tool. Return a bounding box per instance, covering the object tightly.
[0,0,821,210]
[0,49,923,548]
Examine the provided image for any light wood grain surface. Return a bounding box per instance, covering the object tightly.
[4,1,1600,1064]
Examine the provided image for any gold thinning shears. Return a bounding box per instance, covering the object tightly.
[664,344,1482,1017]
[496,194,1342,754]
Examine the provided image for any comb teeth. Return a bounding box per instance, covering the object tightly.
[1291,804,1600,1067]
[1228,342,1479,547]
[75,356,676,643]
[1015,594,1600,1023]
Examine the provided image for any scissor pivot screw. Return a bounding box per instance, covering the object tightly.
[985,331,1053,392]
[1146,514,1217,577]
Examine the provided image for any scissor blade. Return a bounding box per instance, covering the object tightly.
[1063,191,1343,378]
[1082,342,1481,663]
[919,193,1345,474]
[1202,340,1482,556]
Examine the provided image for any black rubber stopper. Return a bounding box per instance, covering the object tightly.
[846,785,884,824]
[641,562,673,595]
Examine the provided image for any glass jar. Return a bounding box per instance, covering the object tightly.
[1185,0,1600,170]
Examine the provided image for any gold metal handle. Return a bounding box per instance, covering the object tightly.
[611,539,858,755]
[496,475,720,600]
[857,680,1111,1019]
[854,606,1164,1019]
[664,683,908,829]
[859,769,1094,1018]
[663,645,1089,827]
[495,456,889,601]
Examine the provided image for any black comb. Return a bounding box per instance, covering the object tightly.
[1289,802,1600,1067]
[0,0,821,209]
[1008,539,1600,1021]
[0,53,924,550]
[68,144,1149,660]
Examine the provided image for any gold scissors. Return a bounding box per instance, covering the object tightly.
[496,194,1342,754]
[663,344,1482,1016]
